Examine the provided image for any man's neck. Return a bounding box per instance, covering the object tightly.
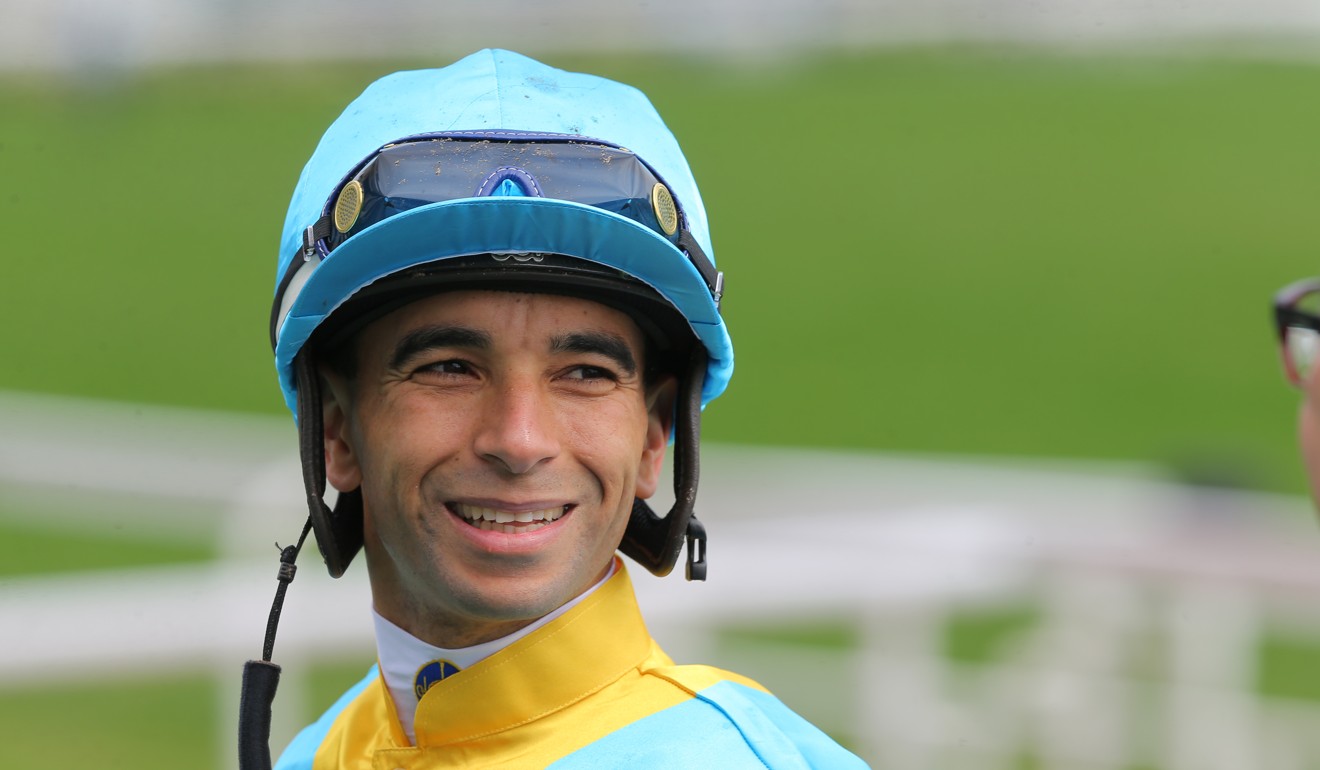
[373,559,620,744]
[368,561,616,648]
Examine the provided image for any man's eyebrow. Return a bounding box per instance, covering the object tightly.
[551,331,638,375]
[388,326,491,370]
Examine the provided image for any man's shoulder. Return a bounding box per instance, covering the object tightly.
[268,659,869,769]
[272,666,381,770]
[552,661,869,769]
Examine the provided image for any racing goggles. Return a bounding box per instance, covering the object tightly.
[302,132,713,277]
[273,132,724,349]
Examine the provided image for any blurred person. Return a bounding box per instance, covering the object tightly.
[1277,278,1320,497]
[241,49,867,769]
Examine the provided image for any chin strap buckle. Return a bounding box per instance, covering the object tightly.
[685,517,707,581]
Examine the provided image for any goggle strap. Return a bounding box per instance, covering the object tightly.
[270,224,332,350]
[305,217,334,255]
[675,230,723,306]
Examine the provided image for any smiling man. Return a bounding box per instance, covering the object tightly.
[323,290,668,650]
[247,49,867,769]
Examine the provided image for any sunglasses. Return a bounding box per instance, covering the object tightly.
[1274,278,1320,388]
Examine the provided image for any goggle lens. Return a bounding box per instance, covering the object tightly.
[323,136,684,253]
[272,133,724,350]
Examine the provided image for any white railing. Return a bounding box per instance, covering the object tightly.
[5,389,1320,768]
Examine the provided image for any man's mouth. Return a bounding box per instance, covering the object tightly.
[451,503,571,534]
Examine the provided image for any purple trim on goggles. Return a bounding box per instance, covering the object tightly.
[476,167,544,198]
[411,129,615,144]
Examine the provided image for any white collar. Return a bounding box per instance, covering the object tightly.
[373,559,618,744]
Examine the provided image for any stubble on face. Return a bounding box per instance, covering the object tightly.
[320,290,672,648]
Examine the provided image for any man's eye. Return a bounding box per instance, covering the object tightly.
[564,365,615,381]
[417,360,470,376]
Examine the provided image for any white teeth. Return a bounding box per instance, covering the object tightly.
[453,504,568,530]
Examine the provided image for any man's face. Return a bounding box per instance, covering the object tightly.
[321,290,673,647]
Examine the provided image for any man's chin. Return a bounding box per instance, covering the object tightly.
[444,570,595,627]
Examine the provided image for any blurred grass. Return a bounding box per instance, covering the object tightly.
[1,47,1314,493]
[1258,633,1320,702]
[0,674,218,767]
[0,660,371,769]
[945,605,1041,664]
[0,516,212,576]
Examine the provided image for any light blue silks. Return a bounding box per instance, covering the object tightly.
[272,49,732,414]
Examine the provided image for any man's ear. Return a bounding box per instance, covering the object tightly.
[635,375,677,500]
[320,369,363,493]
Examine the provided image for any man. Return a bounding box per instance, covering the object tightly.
[245,49,867,768]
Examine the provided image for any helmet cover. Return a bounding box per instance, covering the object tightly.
[272,48,732,413]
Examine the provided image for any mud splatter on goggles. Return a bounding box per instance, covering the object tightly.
[327,132,686,244]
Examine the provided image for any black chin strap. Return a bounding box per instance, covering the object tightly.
[235,353,361,769]
[237,519,312,770]
[618,345,708,580]
[295,351,364,578]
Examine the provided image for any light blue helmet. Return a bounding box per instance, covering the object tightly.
[269,49,731,581]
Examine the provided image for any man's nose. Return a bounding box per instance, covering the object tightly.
[472,380,561,475]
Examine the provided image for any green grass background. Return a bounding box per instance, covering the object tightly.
[2,48,1314,489]
[3,46,1320,767]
